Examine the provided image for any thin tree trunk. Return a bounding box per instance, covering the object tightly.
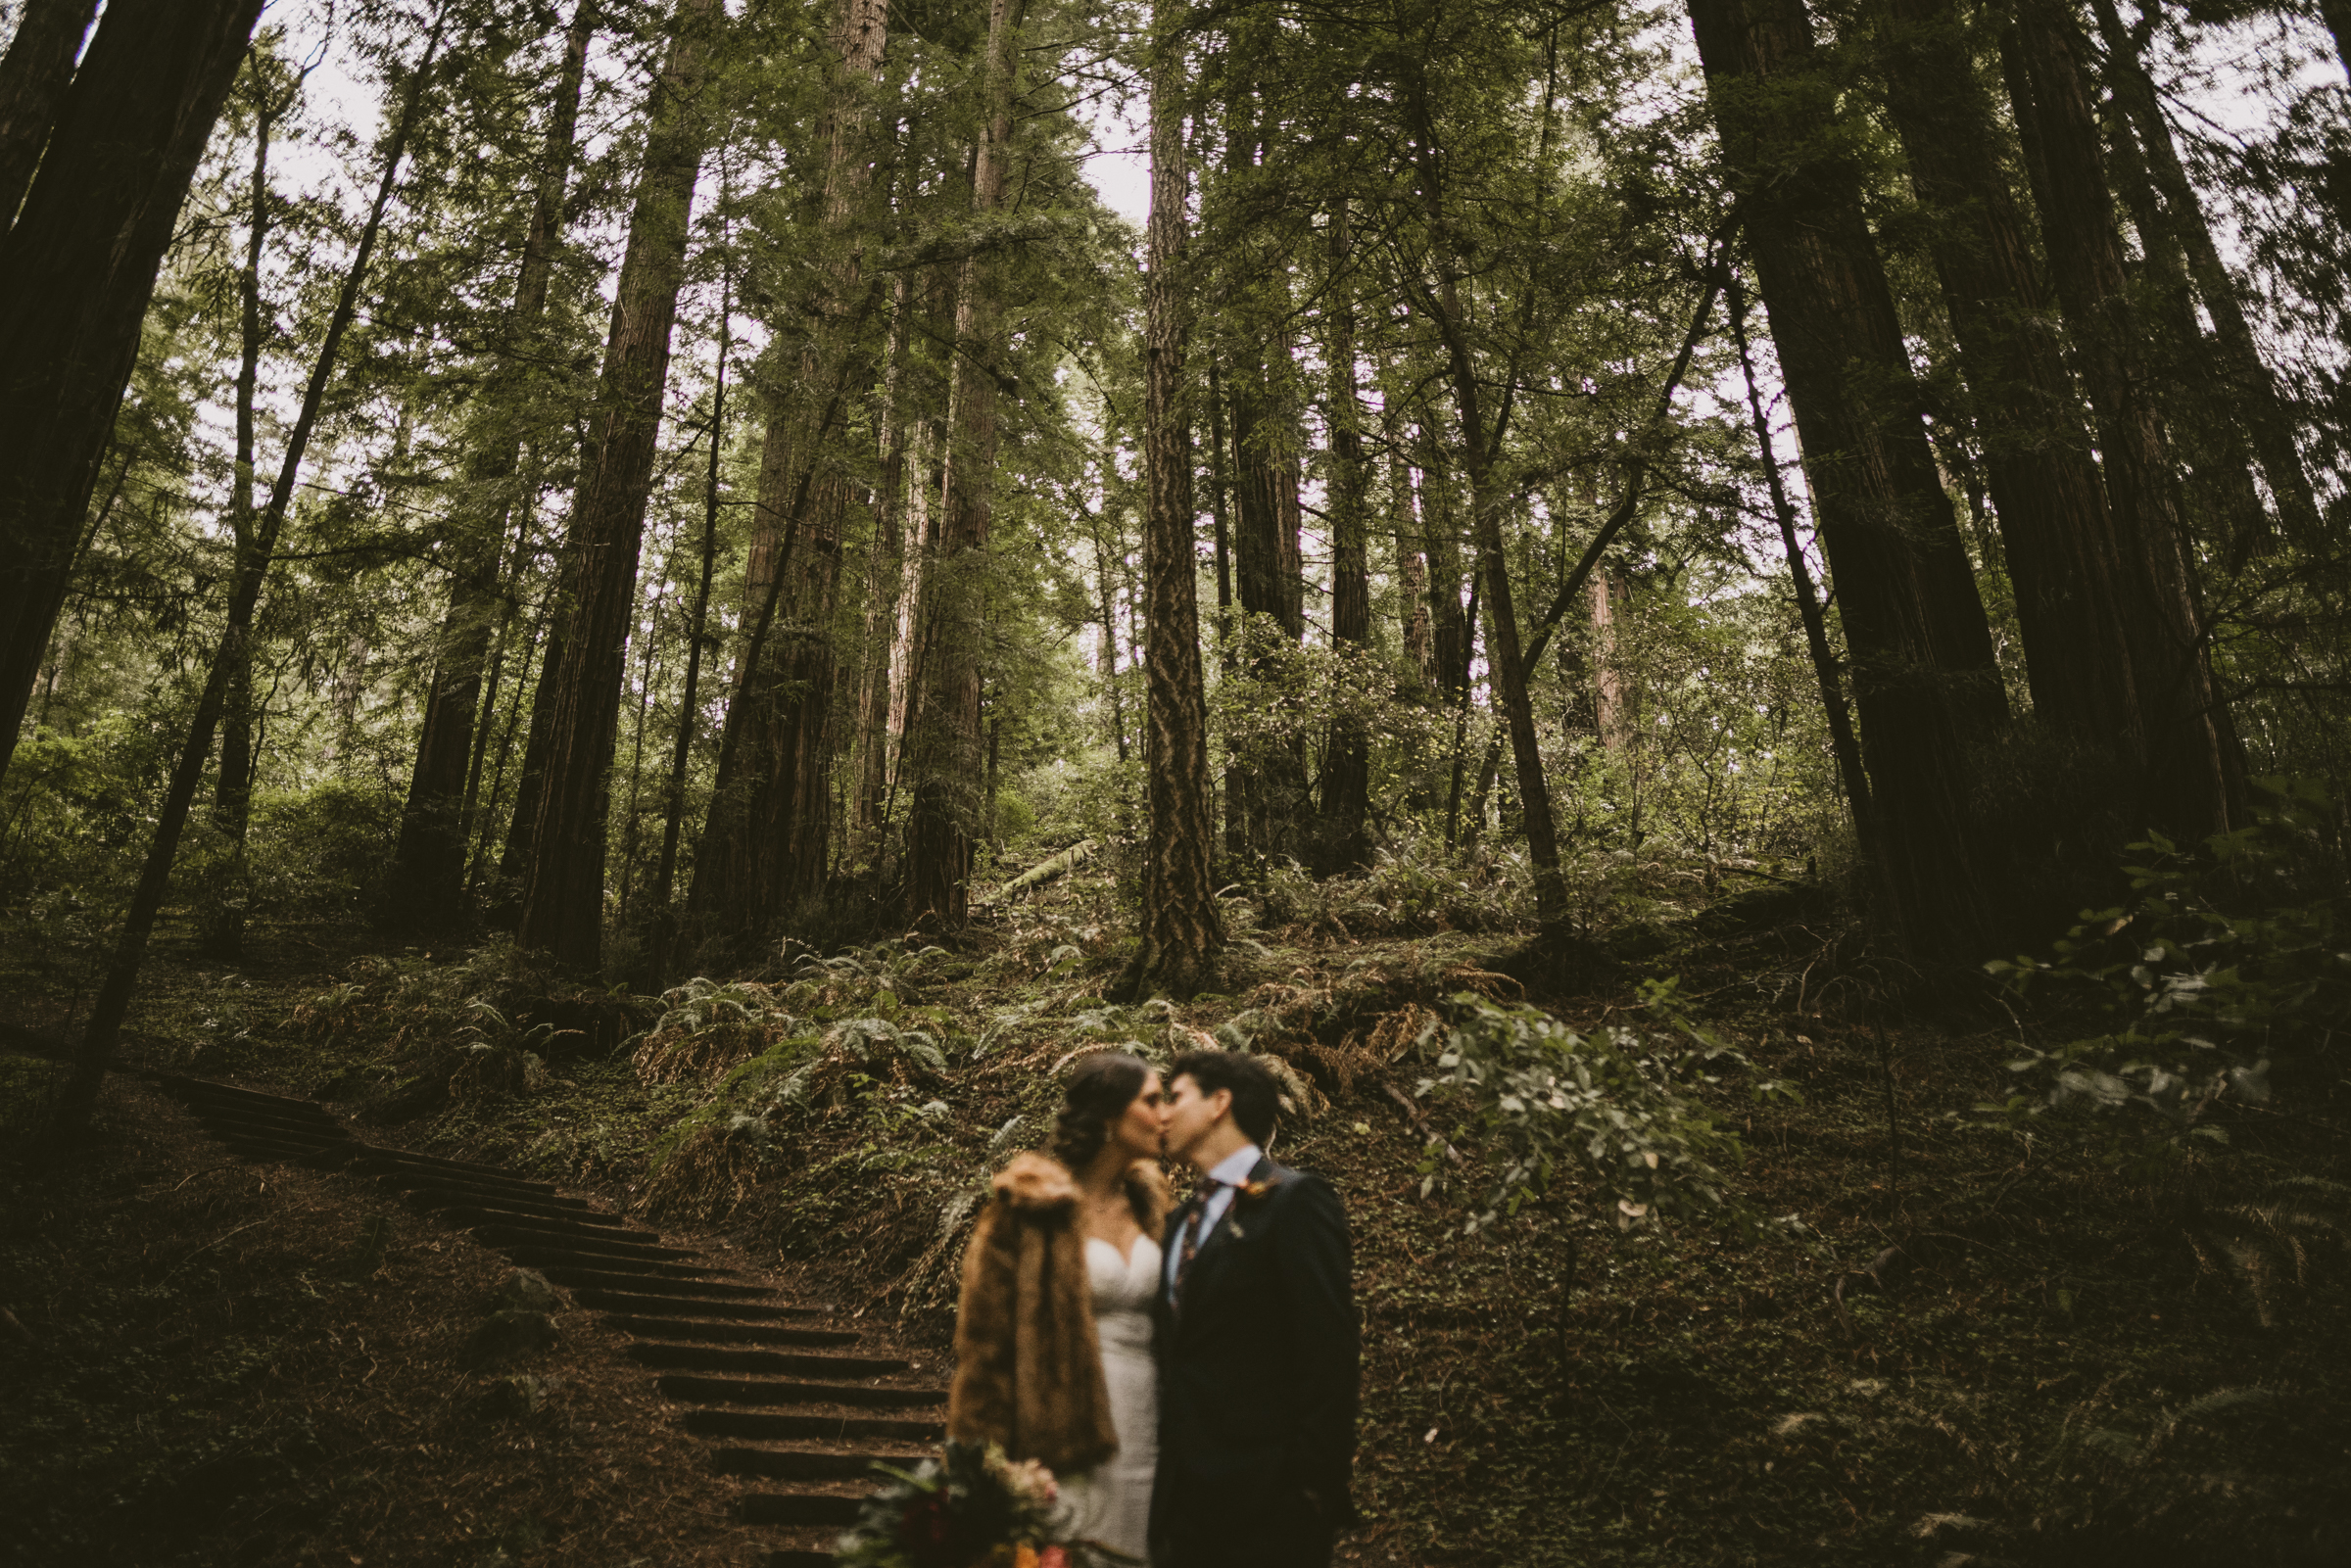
[1400,70,1567,922]
[648,256,731,967]
[2004,0,2237,843]
[1318,196,1371,875]
[0,0,97,230]
[54,8,446,1138]
[1687,0,2004,949]
[204,71,286,963]
[1729,274,1875,850]
[1115,0,1221,1001]
[391,2,593,925]
[904,0,1027,928]
[517,0,718,974]
[851,269,914,856]
[0,0,264,784]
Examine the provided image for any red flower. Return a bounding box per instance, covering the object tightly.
[1038,1548,1070,1568]
[899,1492,954,1555]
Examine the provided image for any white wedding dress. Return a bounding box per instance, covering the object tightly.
[1058,1235,1161,1561]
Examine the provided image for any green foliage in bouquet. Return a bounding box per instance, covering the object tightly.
[1983,777,2348,1160]
[837,1440,1123,1568]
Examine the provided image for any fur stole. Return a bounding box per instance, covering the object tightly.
[945,1152,1171,1474]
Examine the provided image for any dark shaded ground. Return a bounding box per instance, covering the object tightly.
[5,884,2350,1566]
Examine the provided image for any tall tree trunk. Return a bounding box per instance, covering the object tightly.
[2089,0,2326,554]
[1393,445,1435,696]
[1729,275,1876,850]
[204,66,288,963]
[54,9,446,1139]
[851,269,915,858]
[1416,423,1471,701]
[0,0,264,783]
[903,0,1027,928]
[1400,72,1568,922]
[648,257,732,965]
[1686,0,2005,949]
[691,0,890,949]
[0,0,97,230]
[390,3,593,926]
[516,0,718,974]
[2003,0,2237,843]
[1875,0,2135,749]
[1115,0,1220,1001]
[1318,197,1371,875]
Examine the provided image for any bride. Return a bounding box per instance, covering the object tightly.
[947,1052,1169,1560]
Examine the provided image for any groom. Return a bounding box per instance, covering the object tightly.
[1151,1050,1359,1568]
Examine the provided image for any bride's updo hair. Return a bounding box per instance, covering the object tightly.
[1049,1051,1152,1171]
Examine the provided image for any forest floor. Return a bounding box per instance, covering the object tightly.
[4,870,2350,1567]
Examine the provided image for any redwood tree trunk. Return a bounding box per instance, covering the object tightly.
[391,3,592,927]
[691,0,890,949]
[0,0,98,230]
[1115,0,1221,1001]
[2004,0,2237,843]
[1317,197,1372,875]
[2088,0,2325,554]
[1875,0,2135,747]
[1686,0,2005,949]
[516,0,718,973]
[904,0,1027,928]
[0,0,264,782]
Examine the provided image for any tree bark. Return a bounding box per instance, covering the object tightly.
[646,253,731,982]
[690,0,890,950]
[516,0,718,974]
[2003,0,2237,843]
[1729,274,1876,851]
[1115,0,1221,1001]
[1317,196,1371,875]
[1686,0,2004,949]
[851,269,915,858]
[904,0,1027,928]
[205,63,291,963]
[0,0,97,231]
[0,0,264,783]
[54,8,445,1139]
[391,3,593,926]
[1875,0,2135,748]
[2088,0,2325,555]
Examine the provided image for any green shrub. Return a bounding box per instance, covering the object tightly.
[1985,777,2348,1156]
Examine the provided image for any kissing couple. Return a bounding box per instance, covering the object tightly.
[946,1049,1361,1567]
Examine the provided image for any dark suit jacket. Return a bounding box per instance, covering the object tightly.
[1150,1155,1360,1555]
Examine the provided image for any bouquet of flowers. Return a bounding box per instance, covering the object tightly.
[835,1441,1100,1568]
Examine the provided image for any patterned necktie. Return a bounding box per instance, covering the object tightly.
[1174,1178,1225,1293]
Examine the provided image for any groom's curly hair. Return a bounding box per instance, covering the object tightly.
[1049,1051,1152,1171]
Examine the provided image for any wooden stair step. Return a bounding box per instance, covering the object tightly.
[627,1341,909,1378]
[681,1407,945,1444]
[472,1225,697,1261]
[535,1265,762,1299]
[599,1314,858,1348]
[655,1374,944,1409]
[571,1287,818,1320]
[500,1246,722,1280]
